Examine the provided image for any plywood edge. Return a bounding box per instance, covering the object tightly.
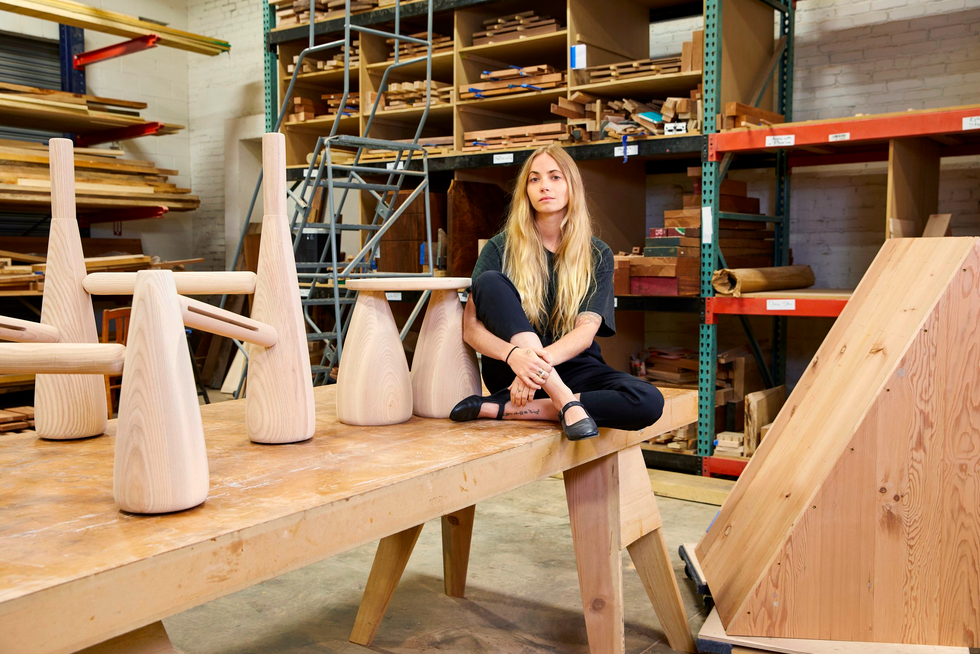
[698,238,980,627]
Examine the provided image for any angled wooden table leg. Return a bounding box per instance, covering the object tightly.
[77,621,176,653]
[441,504,475,597]
[565,445,696,654]
[565,453,625,654]
[349,524,424,646]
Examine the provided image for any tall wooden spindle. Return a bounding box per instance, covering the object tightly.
[34,138,107,440]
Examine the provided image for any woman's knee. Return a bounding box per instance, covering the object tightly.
[472,271,514,298]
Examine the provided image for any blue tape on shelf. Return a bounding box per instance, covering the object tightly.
[419,242,425,265]
[622,135,628,163]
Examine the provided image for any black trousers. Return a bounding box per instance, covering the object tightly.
[470,271,664,431]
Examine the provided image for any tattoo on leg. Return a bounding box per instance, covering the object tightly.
[504,408,541,417]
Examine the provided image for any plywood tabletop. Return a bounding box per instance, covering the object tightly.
[0,385,695,607]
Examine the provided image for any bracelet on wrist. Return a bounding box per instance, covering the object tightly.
[504,345,519,365]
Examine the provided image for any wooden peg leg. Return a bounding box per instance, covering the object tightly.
[350,524,424,646]
[564,454,625,654]
[628,529,697,653]
[441,505,475,597]
[76,620,176,653]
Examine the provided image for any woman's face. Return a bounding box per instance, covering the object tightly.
[526,153,569,215]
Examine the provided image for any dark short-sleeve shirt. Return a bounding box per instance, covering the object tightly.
[472,233,616,342]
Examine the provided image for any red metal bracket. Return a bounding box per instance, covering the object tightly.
[702,455,749,478]
[75,122,164,147]
[706,295,848,320]
[79,206,169,227]
[74,34,160,70]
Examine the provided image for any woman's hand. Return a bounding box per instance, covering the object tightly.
[507,346,552,390]
[509,377,536,407]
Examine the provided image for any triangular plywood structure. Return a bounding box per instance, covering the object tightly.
[697,237,980,648]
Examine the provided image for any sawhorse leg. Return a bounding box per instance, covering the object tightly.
[77,621,176,653]
[564,445,696,654]
[349,505,476,646]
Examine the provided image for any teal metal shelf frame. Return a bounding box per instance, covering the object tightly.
[697,0,795,465]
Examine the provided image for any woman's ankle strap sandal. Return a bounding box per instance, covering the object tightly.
[558,400,599,441]
[450,389,510,422]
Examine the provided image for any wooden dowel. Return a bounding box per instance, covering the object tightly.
[83,271,257,295]
[178,296,278,347]
[0,343,125,374]
[263,132,286,217]
[0,316,60,343]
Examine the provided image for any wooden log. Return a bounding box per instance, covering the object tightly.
[35,138,107,441]
[0,315,59,343]
[246,133,316,444]
[711,265,815,297]
[115,270,208,514]
[178,296,277,348]
[0,343,124,374]
[83,271,257,295]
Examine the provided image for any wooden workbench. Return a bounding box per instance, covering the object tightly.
[0,385,698,654]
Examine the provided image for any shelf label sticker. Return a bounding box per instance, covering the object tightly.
[385,160,405,170]
[963,116,980,130]
[665,122,688,135]
[701,206,713,243]
[829,132,850,142]
[613,144,638,157]
[492,152,514,164]
[614,297,618,308]
[299,287,310,298]
[767,299,796,311]
[385,291,402,301]
[458,291,468,302]
[570,44,587,69]
[765,135,795,147]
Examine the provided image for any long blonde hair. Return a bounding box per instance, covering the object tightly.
[502,144,596,337]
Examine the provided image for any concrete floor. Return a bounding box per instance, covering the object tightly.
[165,476,718,654]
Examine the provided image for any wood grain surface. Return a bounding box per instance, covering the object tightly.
[114,271,209,515]
[0,385,696,654]
[0,315,59,343]
[345,276,472,292]
[245,132,315,444]
[0,343,124,374]
[337,291,413,425]
[179,296,277,348]
[697,237,980,646]
[35,138,107,440]
[411,290,480,418]
[83,271,257,296]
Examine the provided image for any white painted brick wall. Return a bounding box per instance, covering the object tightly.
[4,0,196,261]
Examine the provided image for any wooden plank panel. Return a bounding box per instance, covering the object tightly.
[885,138,940,239]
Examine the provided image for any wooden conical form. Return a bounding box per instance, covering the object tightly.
[411,290,480,418]
[35,138,107,440]
[114,271,208,514]
[697,237,980,647]
[337,291,412,425]
[245,132,315,444]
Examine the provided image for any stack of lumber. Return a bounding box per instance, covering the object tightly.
[373,80,453,109]
[0,256,42,293]
[0,0,229,55]
[621,167,773,297]
[287,93,359,122]
[323,92,359,115]
[387,32,453,59]
[287,41,360,74]
[0,406,34,434]
[462,123,568,152]
[359,136,454,161]
[581,55,683,83]
[721,101,785,130]
[0,139,199,213]
[472,10,561,46]
[680,29,704,73]
[0,82,182,140]
[553,88,702,142]
[712,431,744,457]
[460,65,564,100]
[32,254,153,274]
[274,0,378,26]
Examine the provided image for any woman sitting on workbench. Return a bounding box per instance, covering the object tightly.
[450,143,664,440]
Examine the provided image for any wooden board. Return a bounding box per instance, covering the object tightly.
[447,180,509,277]
[743,385,785,456]
[697,608,968,654]
[648,469,733,506]
[0,384,698,654]
[885,138,940,239]
[697,237,980,647]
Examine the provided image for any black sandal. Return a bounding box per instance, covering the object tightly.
[450,388,510,422]
[559,400,599,441]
